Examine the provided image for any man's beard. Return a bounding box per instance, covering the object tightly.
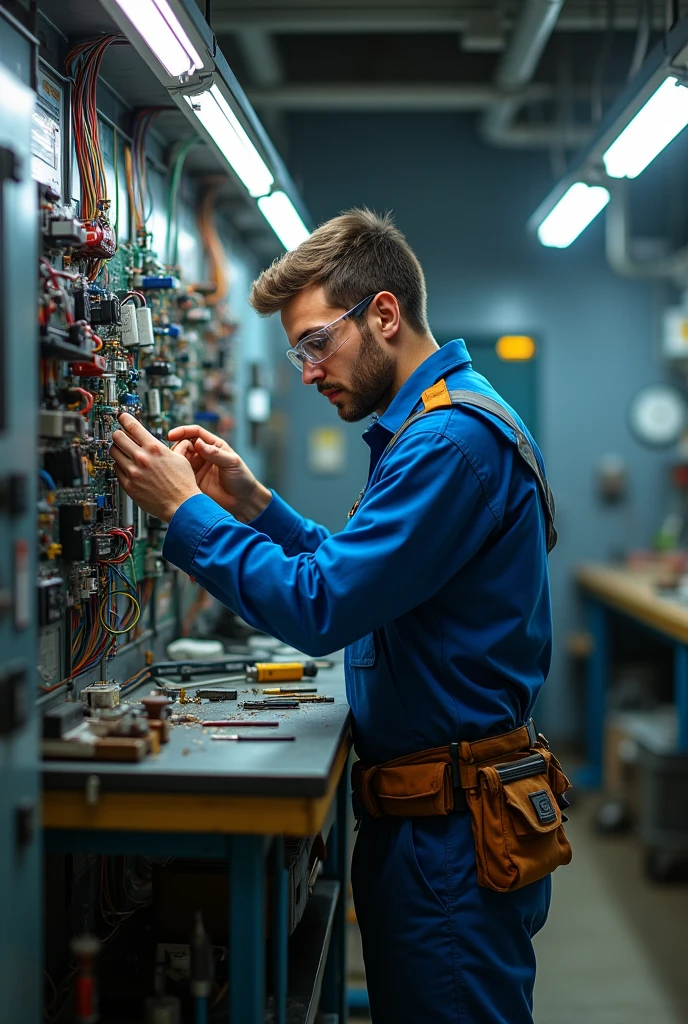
[322,322,396,423]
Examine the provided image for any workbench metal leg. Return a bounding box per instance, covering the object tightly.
[322,764,349,1023]
[272,835,288,1024]
[579,598,607,789]
[229,835,267,1024]
[675,644,688,751]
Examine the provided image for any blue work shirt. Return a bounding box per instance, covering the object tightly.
[163,340,552,764]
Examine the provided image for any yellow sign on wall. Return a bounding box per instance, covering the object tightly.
[496,336,537,361]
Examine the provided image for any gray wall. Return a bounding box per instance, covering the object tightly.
[274,111,674,741]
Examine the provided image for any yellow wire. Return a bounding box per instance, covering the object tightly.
[99,590,141,635]
[113,125,119,242]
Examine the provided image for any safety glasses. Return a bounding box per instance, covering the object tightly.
[286,294,376,370]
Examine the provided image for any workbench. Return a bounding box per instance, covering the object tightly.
[576,563,688,787]
[42,659,352,1024]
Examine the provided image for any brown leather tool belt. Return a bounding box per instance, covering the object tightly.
[351,720,540,819]
[350,719,573,892]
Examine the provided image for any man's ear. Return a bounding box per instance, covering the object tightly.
[372,291,401,341]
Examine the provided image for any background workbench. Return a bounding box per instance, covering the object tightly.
[43,658,352,1024]
[576,564,688,788]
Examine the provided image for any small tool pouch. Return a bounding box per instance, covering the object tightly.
[465,748,572,892]
[351,757,454,818]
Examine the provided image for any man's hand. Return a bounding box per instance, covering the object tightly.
[110,413,201,522]
[168,424,272,523]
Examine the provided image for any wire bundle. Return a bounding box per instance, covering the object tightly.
[196,182,229,304]
[66,35,125,278]
[69,559,142,680]
[66,35,122,220]
[127,107,164,241]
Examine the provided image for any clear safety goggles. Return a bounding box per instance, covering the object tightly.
[286,294,376,370]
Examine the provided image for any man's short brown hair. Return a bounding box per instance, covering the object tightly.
[249,208,428,333]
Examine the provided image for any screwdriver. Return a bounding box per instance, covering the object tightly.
[202,720,280,728]
[242,700,300,710]
[263,686,317,695]
[263,694,335,704]
[191,662,319,686]
[152,659,319,681]
[210,734,296,742]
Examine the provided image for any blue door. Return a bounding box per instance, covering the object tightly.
[439,335,540,441]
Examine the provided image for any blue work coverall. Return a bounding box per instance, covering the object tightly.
[163,340,553,1023]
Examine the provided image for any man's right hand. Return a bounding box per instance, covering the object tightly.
[167,424,272,523]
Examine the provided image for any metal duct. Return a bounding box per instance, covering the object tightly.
[605,180,688,286]
[482,0,580,148]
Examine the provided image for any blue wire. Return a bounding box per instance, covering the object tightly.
[39,468,57,491]
[195,997,208,1024]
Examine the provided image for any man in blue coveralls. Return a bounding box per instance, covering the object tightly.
[111,209,555,1024]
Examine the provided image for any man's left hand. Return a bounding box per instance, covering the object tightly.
[110,413,201,521]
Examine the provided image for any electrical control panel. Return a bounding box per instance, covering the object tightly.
[36,37,238,704]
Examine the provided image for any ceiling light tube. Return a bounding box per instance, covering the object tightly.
[257,191,310,250]
[537,182,610,248]
[603,76,688,179]
[112,0,205,78]
[184,85,274,198]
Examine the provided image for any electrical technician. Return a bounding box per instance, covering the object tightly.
[111,209,570,1024]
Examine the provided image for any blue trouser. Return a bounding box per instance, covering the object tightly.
[351,811,551,1024]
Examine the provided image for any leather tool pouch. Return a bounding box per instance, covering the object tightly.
[351,758,454,818]
[465,748,572,892]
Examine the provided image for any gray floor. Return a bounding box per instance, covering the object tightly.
[347,797,688,1023]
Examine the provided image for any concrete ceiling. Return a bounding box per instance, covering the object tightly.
[195,0,673,150]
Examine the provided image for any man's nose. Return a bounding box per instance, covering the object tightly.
[301,360,325,386]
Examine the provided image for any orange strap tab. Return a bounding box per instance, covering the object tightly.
[421,378,452,412]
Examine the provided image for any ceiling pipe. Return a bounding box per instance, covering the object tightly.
[247,82,551,112]
[234,29,284,88]
[605,179,688,286]
[482,0,581,148]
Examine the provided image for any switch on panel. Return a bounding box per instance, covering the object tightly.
[0,473,28,516]
[0,665,29,736]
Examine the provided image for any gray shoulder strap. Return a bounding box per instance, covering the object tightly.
[383,388,557,553]
[448,391,557,552]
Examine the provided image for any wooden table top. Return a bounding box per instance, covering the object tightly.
[576,563,688,645]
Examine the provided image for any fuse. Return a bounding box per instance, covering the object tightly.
[135,306,155,348]
[147,389,161,416]
[120,303,139,347]
[103,376,117,406]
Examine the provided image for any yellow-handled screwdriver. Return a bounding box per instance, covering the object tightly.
[199,662,319,687]
[247,662,318,683]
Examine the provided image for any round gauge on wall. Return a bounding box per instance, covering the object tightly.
[627,384,687,448]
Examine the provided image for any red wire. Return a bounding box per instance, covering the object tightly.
[72,387,94,416]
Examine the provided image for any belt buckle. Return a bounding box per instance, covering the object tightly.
[526,718,545,747]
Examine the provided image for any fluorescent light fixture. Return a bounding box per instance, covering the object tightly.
[603,76,688,179]
[537,182,610,248]
[184,85,274,198]
[257,191,310,250]
[113,0,204,78]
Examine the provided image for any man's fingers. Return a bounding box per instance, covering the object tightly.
[195,438,239,468]
[110,429,138,461]
[118,411,163,452]
[171,439,194,458]
[168,423,226,448]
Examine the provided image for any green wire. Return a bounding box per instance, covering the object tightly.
[166,137,197,266]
